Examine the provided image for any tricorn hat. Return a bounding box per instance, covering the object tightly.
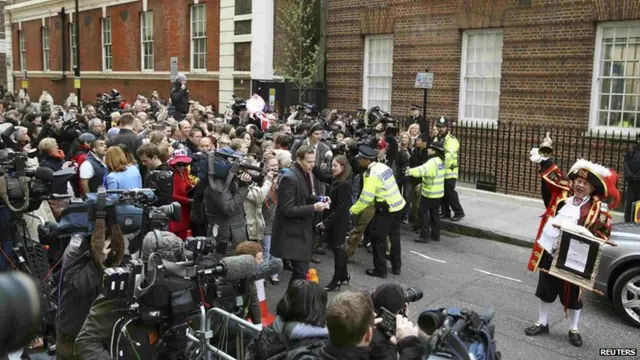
[568,159,620,208]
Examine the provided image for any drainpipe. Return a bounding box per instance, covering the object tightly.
[59,8,67,80]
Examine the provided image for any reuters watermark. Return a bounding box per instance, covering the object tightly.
[599,348,637,357]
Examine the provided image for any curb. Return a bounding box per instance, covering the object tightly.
[441,220,533,249]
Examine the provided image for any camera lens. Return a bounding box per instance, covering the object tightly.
[417,310,445,335]
[0,272,42,354]
[404,287,423,303]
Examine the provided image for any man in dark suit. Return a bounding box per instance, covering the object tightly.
[271,145,330,285]
[408,104,428,134]
[107,113,142,158]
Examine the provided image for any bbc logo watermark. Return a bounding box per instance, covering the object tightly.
[599,348,637,357]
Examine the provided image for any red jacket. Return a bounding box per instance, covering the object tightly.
[168,169,193,239]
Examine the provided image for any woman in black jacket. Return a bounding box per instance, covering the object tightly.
[314,155,353,291]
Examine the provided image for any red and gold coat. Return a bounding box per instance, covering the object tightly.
[527,162,613,272]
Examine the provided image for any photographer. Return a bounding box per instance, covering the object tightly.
[369,284,424,360]
[316,290,423,360]
[170,73,190,121]
[203,148,251,254]
[56,214,125,359]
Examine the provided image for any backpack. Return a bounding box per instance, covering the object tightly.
[147,170,174,206]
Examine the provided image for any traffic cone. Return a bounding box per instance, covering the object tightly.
[306,268,319,283]
[255,279,275,326]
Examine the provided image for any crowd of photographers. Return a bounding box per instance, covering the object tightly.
[0,72,472,360]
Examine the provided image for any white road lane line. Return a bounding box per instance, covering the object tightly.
[410,250,447,264]
[474,268,522,283]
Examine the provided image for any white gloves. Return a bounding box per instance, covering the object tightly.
[529,148,549,164]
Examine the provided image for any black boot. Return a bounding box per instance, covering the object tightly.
[568,330,583,347]
[324,278,342,292]
[333,247,349,285]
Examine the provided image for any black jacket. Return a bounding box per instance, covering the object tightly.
[369,330,424,360]
[107,128,142,159]
[244,316,328,360]
[271,165,319,262]
[409,115,428,135]
[170,84,190,115]
[56,237,102,338]
[313,168,352,248]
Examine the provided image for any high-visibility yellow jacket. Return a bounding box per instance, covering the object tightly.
[443,133,459,179]
[407,157,445,199]
[350,162,406,215]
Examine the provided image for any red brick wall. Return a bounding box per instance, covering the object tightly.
[11,0,221,105]
[78,9,103,71]
[325,0,640,127]
[108,2,141,71]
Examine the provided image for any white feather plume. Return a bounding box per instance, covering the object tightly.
[568,158,611,178]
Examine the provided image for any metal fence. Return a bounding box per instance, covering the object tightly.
[350,114,635,207]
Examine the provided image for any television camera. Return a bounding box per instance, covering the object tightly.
[418,307,501,360]
[230,95,247,116]
[95,89,122,128]
[192,149,265,192]
[101,231,258,360]
[364,106,398,136]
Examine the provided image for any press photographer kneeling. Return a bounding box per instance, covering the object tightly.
[370,283,426,360]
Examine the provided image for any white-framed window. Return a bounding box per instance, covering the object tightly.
[42,27,50,71]
[19,31,26,71]
[102,17,112,71]
[362,35,393,111]
[141,12,154,71]
[190,4,207,71]
[69,23,77,70]
[590,21,640,130]
[458,29,503,123]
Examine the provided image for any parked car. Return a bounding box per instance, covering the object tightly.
[594,222,640,328]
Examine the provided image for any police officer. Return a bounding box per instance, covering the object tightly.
[350,145,406,278]
[406,140,445,243]
[436,117,465,221]
[408,104,428,134]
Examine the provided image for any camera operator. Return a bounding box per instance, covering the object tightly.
[56,214,125,359]
[368,284,425,360]
[315,290,423,360]
[170,73,190,121]
[74,230,187,360]
[203,148,251,254]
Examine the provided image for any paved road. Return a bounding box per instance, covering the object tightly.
[264,228,640,360]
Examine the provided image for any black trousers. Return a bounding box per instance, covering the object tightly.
[442,179,464,217]
[419,196,442,240]
[535,251,583,310]
[624,181,640,222]
[331,247,348,283]
[289,259,310,286]
[370,208,402,274]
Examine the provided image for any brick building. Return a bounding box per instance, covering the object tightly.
[2,0,272,110]
[326,0,640,133]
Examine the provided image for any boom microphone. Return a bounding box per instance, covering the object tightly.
[218,255,258,281]
[34,167,54,182]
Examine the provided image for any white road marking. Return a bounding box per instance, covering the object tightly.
[474,268,522,283]
[410,250,447,263]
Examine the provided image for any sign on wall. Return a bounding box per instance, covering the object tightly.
[415,72,434,89]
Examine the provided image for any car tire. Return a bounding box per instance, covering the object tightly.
[612,267,640,328]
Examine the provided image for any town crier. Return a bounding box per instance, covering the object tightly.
[525,138,620,347]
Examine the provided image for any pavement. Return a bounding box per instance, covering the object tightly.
[442,183,626,247]
[260,187,637,360]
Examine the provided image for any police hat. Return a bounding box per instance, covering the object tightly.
[418,132,430,143]
[356,145,378,160]
[410,104,422,110]
[436,116,449,127]
[429,140,445,152]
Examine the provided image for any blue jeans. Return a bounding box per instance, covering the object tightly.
[262,234,280,278]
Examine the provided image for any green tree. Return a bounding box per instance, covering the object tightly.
[277,0,320,104]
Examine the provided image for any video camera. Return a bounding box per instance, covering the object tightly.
[101,238,258,359]
[418,307,501,360]
[230,95,247,115]
[364,106,398,136]
[95,89,122,124]
[192,149,265,193]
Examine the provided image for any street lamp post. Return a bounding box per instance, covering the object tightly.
[74,0,81,110]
